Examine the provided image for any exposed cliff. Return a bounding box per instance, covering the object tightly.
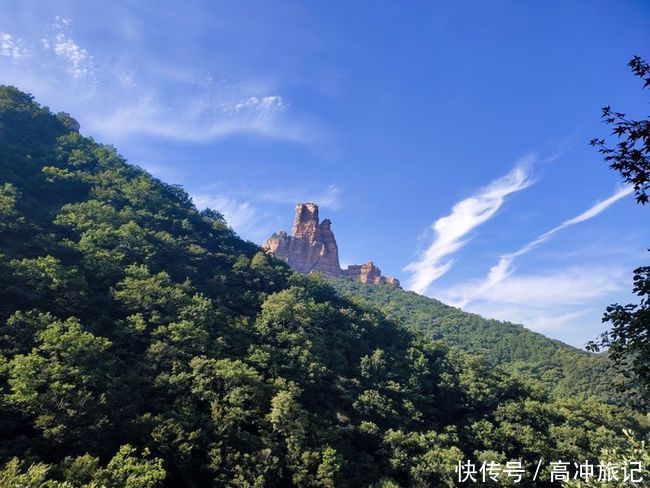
[263,203,341,277]
[342,261,401,286]
[262,203,400,287]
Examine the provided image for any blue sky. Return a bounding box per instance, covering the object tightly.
[1,0,648,347]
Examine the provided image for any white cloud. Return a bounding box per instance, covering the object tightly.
[404,156,534,294]
[450,186,633,308]
[523,310,593,333]
[51,32,94,79]
[191,193,283,242]
[53,16,72,30]
[192,194,258,231]
[220,95,287,114]
[560,186,634,226]
[20,17,96,79]
[0,15,317,145]
[190,182,341,242]
[258,184,342,209]
[450,265,627,334]
[0,33,28,60]
[86,91,308,143]
[450,266,625,307]
[466,300,595,333]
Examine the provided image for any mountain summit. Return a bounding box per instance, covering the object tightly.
[262,203,400,287]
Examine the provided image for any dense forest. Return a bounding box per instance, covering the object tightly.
[0,86,647,486]
[330,280,617,403]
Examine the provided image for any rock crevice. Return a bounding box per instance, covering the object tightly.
[262,203,400,288]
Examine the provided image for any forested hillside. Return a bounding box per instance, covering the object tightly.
[0,86,646,486]
[331,279,617,402]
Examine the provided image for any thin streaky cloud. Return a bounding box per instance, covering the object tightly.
[258,184,341,210]
[561,187,634,226]
[0,15,321,145]
[404,155,535,294]
[454,263,627,334]
[451,186,634,308]
[457,266,624,307]
[191,193,280,242]
[193,182,341,210]
[192,194,258,231]
[86,93,309,143]
[466,300,596,333]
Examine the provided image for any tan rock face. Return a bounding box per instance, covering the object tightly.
[292,203,320,239]
[262,203,400,287]
[262,203,341,277]
[342,261,401,287]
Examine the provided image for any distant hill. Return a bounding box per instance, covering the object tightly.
[330,278,617,402]
[257,200,617,403]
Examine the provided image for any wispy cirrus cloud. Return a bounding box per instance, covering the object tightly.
[466,300,598,333]
[191,193,280,242]
[404,155,534,294]
[448,185,634,308]
[0,15,321,145]
[257,184,341,210]
[192,194,258,231]
[454,264,626,333]
[450,266,625,308]
[191,182,341,241]
[86,91,312,143]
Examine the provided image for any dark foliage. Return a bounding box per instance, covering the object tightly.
[589,56,650,205]
[0,86,646,486]
[586,57,650,412]
[330,279,618,403]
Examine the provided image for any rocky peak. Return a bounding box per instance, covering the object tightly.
[262,203,341,277]
[262,203,400,287]
[292,203,320,239]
